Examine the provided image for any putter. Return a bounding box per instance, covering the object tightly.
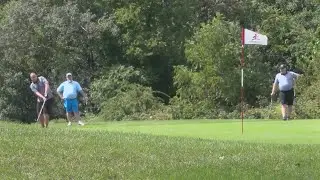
[36,99,46,122]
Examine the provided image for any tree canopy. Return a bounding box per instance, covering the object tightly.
[0,0,319,122]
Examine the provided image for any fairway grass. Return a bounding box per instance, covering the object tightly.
[1,120,320,179]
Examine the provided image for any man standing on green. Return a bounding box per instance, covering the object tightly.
[57,73,88,126]
[271,64,302,120]
[30,72,54,128]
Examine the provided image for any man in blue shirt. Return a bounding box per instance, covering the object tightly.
[271,64,302,120]
[57,73,88,126]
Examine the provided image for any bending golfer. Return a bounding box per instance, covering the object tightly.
[57,73,87,126]
[29,73,54,128]
[271,64,301,120]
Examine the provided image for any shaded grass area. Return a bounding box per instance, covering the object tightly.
[0,121,320,179]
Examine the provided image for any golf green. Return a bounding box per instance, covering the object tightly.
[79,119,320,144]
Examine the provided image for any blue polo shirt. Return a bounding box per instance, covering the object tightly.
[57,81,82,99]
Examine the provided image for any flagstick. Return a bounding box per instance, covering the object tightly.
[241,27,245,134]
[240,28,268,134]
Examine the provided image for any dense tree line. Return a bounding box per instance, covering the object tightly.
[0,0,319,122]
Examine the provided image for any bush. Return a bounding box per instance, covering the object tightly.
[98,84,166,121]
[0,72,36,123]
[149,106,173,120]
[295,79,320,119]
[90,65,170,121]
[170,97,218,119]
[245,107,279,119]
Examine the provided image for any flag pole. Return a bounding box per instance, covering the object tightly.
[241,27,245,134]
[240,28,268,134]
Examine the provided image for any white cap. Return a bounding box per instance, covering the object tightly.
[66,73,72,77]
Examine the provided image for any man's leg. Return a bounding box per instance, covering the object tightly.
[281,104,287,120]
[39,115,45,128]
[41,103,49,128]
[64,99,73,126]
[66,112,73,125]
[43,98,54,128]
[71,99,84,126]
[279,91,287,120]
[44,114,49,128]
[74,112,83,124]
[42,106,49,128]
[286,90,295,120]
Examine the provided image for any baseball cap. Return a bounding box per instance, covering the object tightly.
[279,64,286,70]
[66,73,72,77]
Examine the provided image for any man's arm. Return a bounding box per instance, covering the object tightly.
[80,90,88,104]
[30,85,46,100]
[271,83,278,95]
[40,77,50,97]
[79,90,87,97]
[57,92,64,99]
[57,84,64,99]
[76,82,88,103]
[291,72,302,98]
[271,75,279,95]
[79,89,87,99]
[290,71,302,79]
[35,91,46,100]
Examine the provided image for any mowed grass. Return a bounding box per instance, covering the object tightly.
[1,120,320,179]
[82,119,320,144]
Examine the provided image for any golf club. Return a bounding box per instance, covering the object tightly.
[36,99,46,122]
[293,89,296,105]
[267,96,273,119]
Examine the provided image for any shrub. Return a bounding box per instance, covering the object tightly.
[295,79,320,119]
[245,107,280,119]
[90,65,169,121]
[98,84,166,121]
[170,97,218,119]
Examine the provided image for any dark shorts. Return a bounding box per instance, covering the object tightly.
[37,98,54,115]
[279,89,294,105]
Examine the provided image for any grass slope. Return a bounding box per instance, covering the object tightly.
[0,120,320,179]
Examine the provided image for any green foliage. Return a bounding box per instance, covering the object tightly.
[294,36,320,119]
[99,84,165,121]
[0,0,320,121]
[0,72,35,122]
[91,65,166,121]
[245,106,281,120]
[0,0,118,122]
[295,82,320,119]
[91,65,149,103]
[170,97,218,119]
[172,15,241,119]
